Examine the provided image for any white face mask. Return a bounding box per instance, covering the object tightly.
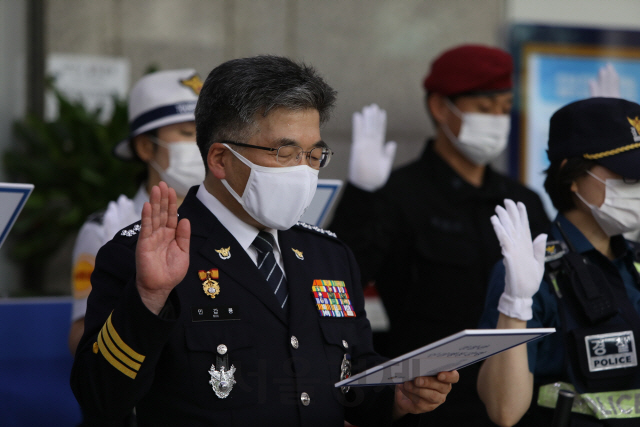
[442,99,511,165]
[575,170,640,237]
[149,139,205,197]
[220,144,319,230]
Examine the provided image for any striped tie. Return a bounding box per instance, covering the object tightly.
[251,231,289,313]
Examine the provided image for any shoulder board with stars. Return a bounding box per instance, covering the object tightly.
[295,222,337,238]
[120,222,142,237]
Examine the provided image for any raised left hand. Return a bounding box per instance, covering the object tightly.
[392,371,459,419]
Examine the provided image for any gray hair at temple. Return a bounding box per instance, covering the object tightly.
[195,55,337,163]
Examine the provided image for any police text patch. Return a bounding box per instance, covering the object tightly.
[585,331,637,372]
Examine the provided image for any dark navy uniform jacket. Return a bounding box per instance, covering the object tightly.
[71,186,410,427]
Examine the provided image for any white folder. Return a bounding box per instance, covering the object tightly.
[0,183,34,249]
[335,328,555,387]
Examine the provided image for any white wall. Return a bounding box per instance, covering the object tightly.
[507,0,640,29]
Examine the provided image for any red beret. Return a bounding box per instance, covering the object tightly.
[423,44,513,96]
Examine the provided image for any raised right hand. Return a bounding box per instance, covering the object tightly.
[348,104,397,192]
[589,63,621,98]
[136,181,191,314]
[490,199,547,321]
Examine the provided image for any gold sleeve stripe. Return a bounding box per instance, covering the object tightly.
[97,330,137,379]
[106,314,146,363]
[102,325,142,371]
[583,142,640,159]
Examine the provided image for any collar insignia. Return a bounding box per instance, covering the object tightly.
[215,247,231,260]
[180,74,203,95]
[292,248,304,260]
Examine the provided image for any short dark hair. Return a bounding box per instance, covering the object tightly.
[195,55,337,162]
[544,156,597,213]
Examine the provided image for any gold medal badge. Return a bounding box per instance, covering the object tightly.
[292,248,304,260]
[199,269,220,298]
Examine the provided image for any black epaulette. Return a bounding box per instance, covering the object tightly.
[294,222,337,238]
[86,209,106,226]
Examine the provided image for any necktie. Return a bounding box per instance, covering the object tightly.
[251,231,289,313]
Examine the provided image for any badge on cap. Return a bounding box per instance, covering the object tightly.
[312,280,356,318]
[199,269,220,298]
[208,364,236,399]
[292,248,304,260]
[180,74,203,95]
[216,247,231,260]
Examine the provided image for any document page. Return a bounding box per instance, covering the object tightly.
[336,328,554,387]
[0,183,34,248]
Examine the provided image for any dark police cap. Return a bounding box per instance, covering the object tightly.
[548,97,640,179]
[423,44,513,96]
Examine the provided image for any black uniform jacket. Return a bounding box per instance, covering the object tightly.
[71,186,408,427]
[330,141,550,425]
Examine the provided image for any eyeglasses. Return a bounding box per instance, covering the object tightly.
[221,140,333,169]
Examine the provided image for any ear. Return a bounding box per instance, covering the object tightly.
[207,143,228,179]
[133,135,155,162]
[427,93,449,125]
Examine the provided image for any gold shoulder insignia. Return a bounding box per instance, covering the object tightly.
[180,74,203,95]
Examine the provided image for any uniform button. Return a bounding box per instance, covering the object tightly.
[342,340,348,349]
[217,344,227,355]
[291,335,299,349]
[300,392,310,406]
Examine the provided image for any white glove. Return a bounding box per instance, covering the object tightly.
[349,104,397,192]
[102,194,140,244]
[491,199,547,321]
[589,63,620,98]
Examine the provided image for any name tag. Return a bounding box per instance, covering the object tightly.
[191,306,240,322]
[585,330,637,372]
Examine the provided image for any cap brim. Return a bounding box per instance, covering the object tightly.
[596,148,640,180]
[114,113,196,161]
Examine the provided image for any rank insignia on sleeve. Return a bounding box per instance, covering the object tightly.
[199,269,220,298]
[215,247,231,260]
[292,248,304,260]
[311,280,356,317]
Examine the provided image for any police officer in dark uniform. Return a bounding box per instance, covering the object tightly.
[70,55,458,426]
[478,97,640,426]
[330,44,549,425]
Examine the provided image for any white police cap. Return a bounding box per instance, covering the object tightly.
[114,68,202,160]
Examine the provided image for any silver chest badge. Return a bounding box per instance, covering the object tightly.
[340,353,352,394]
[208,364,236,398]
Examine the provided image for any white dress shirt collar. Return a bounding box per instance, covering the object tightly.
[195,184,282,265]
